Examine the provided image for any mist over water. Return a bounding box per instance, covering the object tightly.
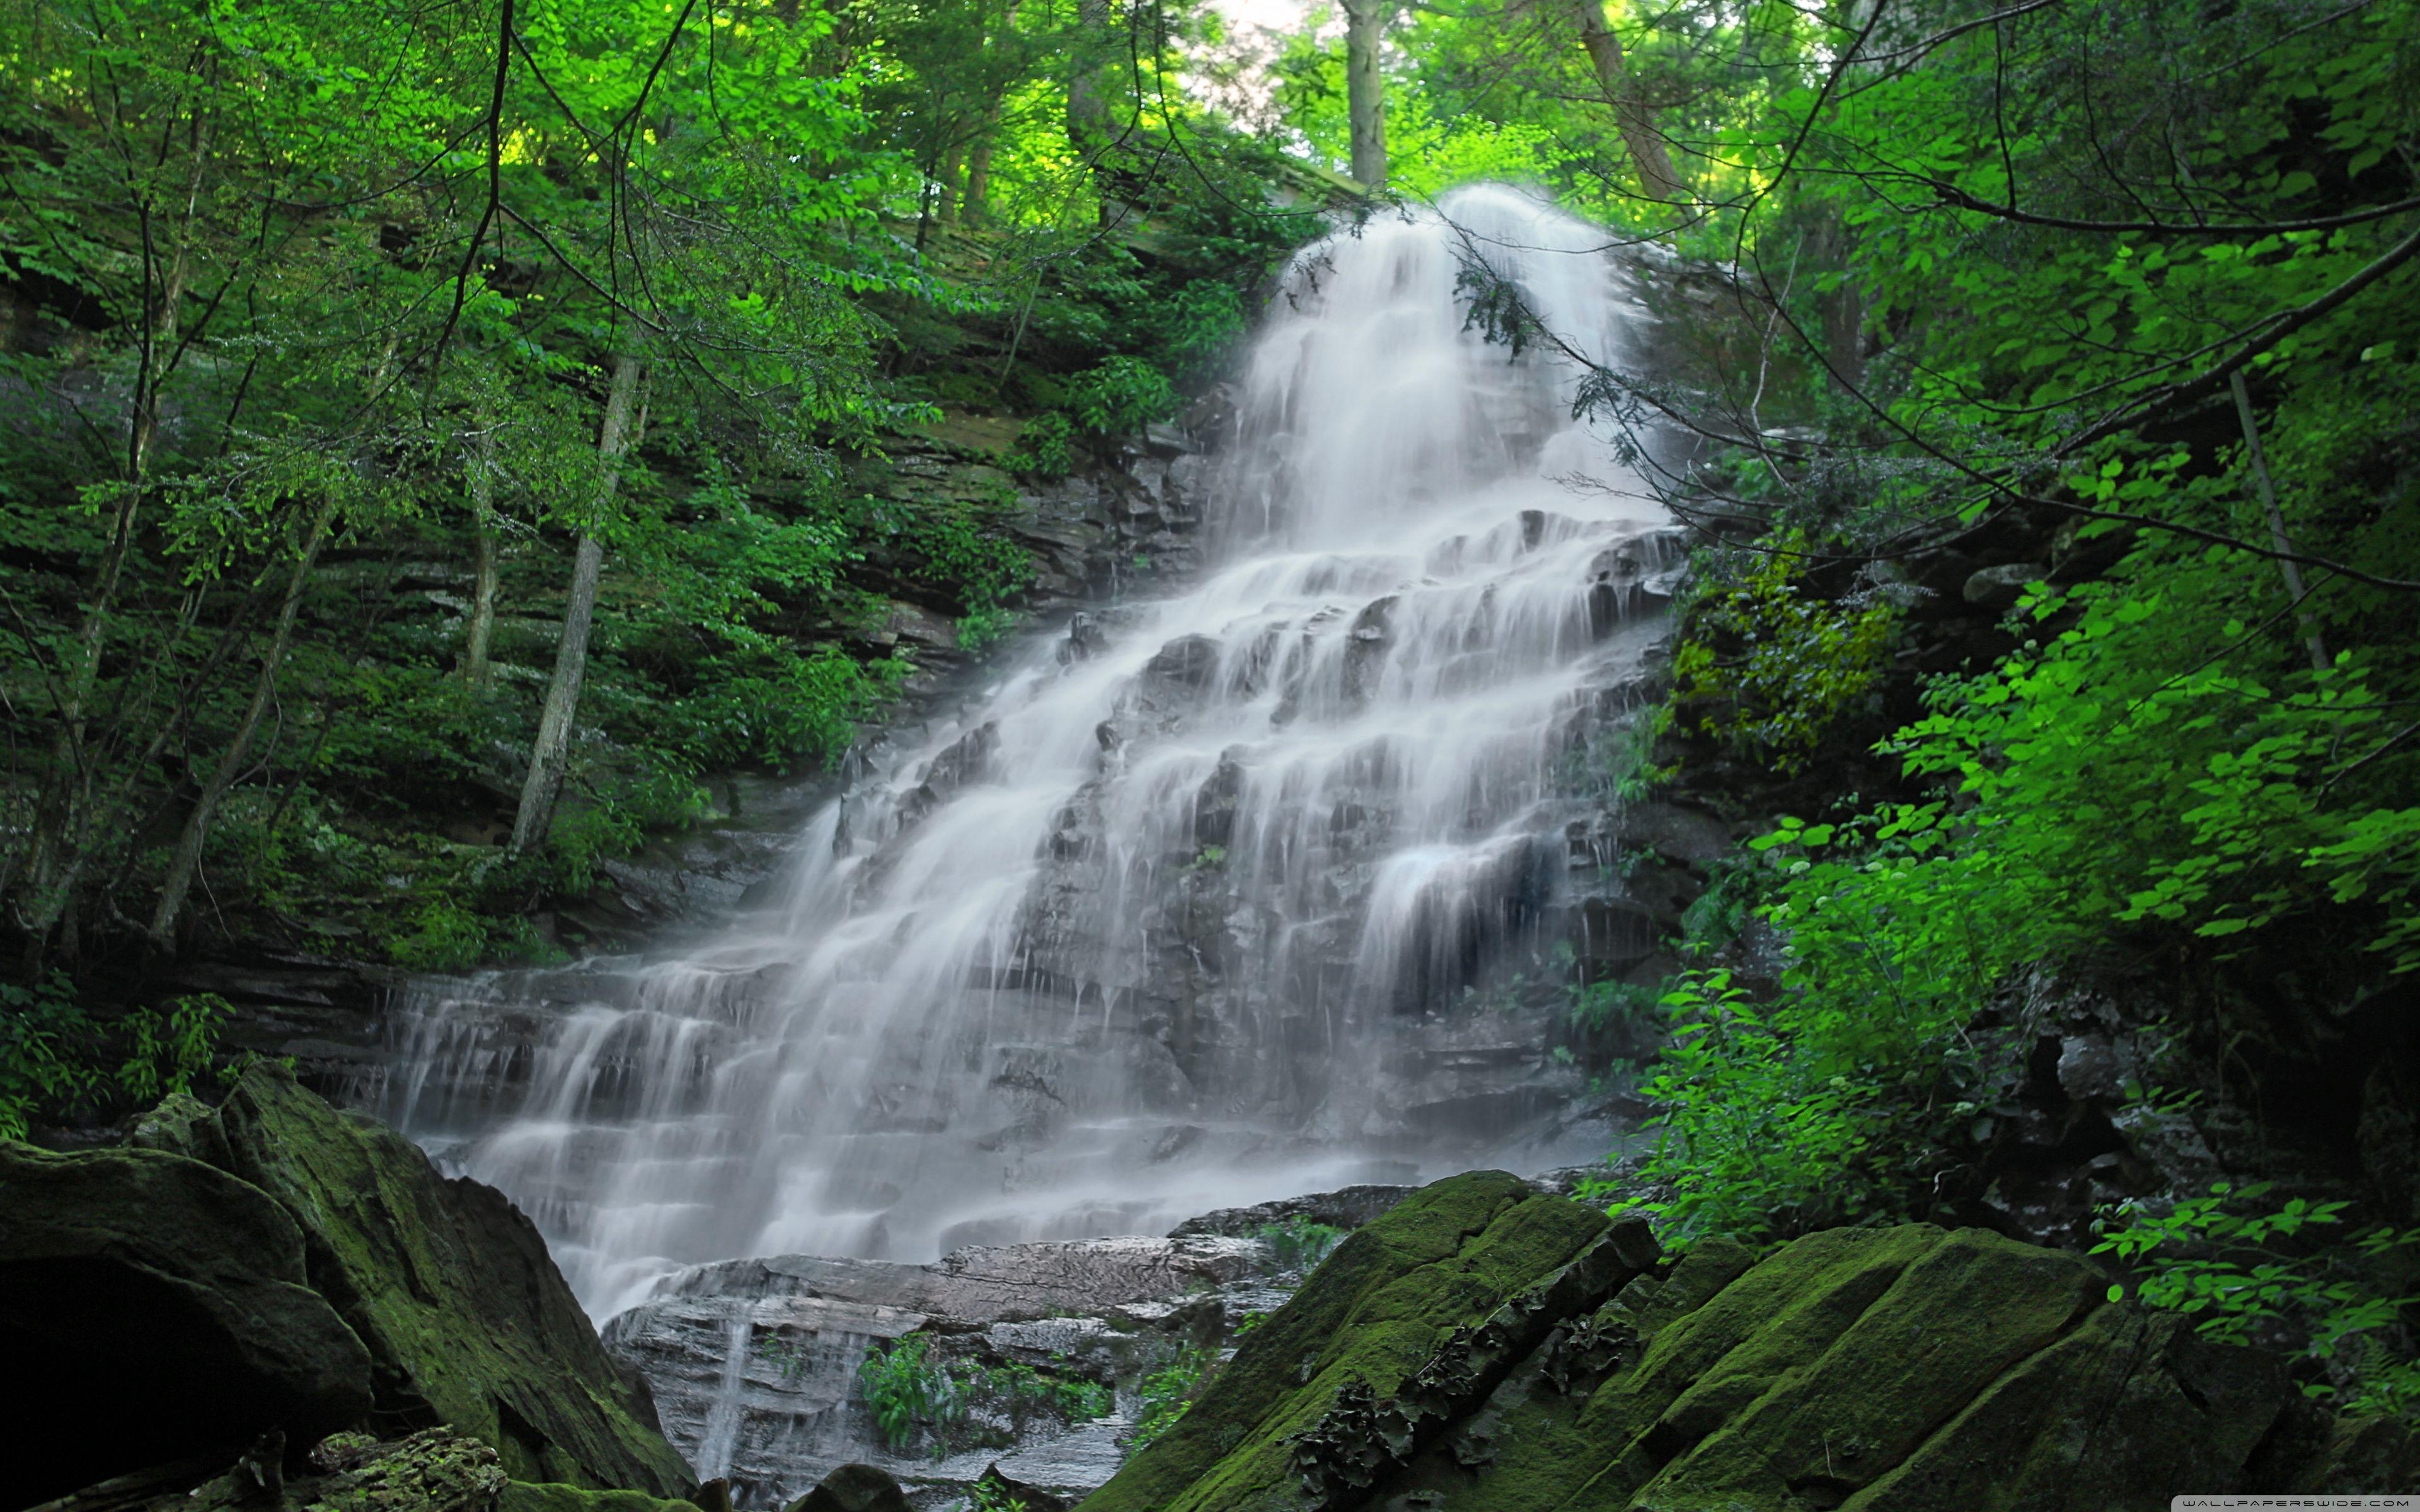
[375,185,1676,1319]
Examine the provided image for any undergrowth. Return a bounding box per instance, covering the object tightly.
[0,984,237,1141]
[857,1334,1112,1456]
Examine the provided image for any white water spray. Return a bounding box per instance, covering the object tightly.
[376,185,1676,1318]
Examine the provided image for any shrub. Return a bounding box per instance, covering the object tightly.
[1130,1346,1215,1452]
[1669,536,1897,774]
[2095,1182,2420,1419]
[1066,356,1178,435]
[1257,1216,1345,1272]
[1,982,233,1140]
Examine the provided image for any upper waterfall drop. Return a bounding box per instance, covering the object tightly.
[376,185,1680,1319]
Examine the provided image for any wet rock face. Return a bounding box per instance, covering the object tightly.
[1167,1186,1419,1240]
[600,1235,1271,1510]
[1078,1174,2404,1512]
[0,1140,375,1505]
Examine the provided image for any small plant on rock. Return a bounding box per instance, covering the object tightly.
[1257,1216,1345,1273]
[2094,1182,2420,1419]
[1129,1346,1216,1452]
[858,1334,959,1452]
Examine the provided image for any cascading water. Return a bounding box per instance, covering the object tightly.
[372,185,1679,1320]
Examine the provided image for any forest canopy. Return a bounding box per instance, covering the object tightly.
[0,0,1320,976]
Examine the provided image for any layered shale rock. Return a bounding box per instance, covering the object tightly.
[602,1233,1277,1508]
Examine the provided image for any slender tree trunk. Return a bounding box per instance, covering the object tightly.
[1066,0,1112,151]
[1564,0,1685,204]
[1811,208,1867,388]
[2230,371,2331,673]
[964,132,996,223]
[510,353,643,857]
[146,499,333,951]
[1342,0,1388,188]
[461,423,500,690]
[937,142,965,225]
[18,129,212,939]
[962,0,1017,224]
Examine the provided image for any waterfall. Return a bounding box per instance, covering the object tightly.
[372,184,1678,1319]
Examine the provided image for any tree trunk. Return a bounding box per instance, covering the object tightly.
[937,142,965,225]
[964,132,996,223]
[510,352,643,857]
[2230,371,2331,674]
[1342,0,1388,188]
[1066,0,1112,151]
[963,0,1017,224]
[16,128,213,937]
[1564,0,1685,204]
[461,423,501,690]
[146,499,333,951]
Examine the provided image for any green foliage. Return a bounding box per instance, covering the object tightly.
[2095,1183,2420,1419]
[966,1484,1029,1512]
[1600,703,1674,804]
[0,974,98,1142]
[880,494,1034,621]
[1624,968,1974,1244]
[1568,978,1659,1034]
[1256,1217,1345,1272]
[115,994,233,1107]
[1671,539,1898,774]
[1003,413,1077,480]
[859,1334,952,1453]
[0,982,233,1140]
[1129,1346,1216,1452]
[856,1334,1112,1457]
[0,0,1299,978]
[1066,357,1182,436]
[1630,556,2420,1243]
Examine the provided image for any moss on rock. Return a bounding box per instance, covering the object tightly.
[1,1141,376,1504]
[1086,1189,2356,1512]
[1077,1171,1630,1512]
[500,1481,706,1512]
[205,1065,695,1497]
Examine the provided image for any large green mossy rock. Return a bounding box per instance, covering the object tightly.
[1078,1183,2375,1512]
[1078,1171,1656,1512]
[0,1141,376,1506]
[500,1480,705,1512]
[28,1428,513,1512]
[204,1065,694,1498]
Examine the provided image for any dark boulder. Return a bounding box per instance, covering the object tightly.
[1142,634,1224,699]
[203,1065,696,1496]
[0,1142,374,1506]
[780,1463,911,1512]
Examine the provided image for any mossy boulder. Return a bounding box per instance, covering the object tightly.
[780,1463,914,1512]
[500,1481,706,1512]
[0,1140,376,1506]
[29,1428,510,1512]
[201,1064,696,1496]
[1078,1181,2380,1512]
[1078,1171,1653,1512]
